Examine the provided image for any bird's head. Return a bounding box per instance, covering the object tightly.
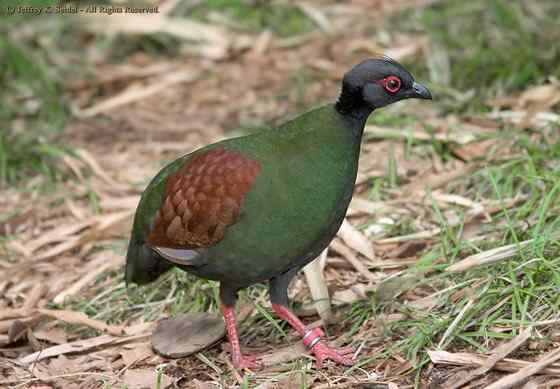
[336,57,432,116]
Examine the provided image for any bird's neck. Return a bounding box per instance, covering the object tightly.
[334,85,373,132]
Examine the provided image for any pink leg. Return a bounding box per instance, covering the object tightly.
[272,303,355,368]
[221,305,262,369]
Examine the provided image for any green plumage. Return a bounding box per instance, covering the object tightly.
[126,104,363,287]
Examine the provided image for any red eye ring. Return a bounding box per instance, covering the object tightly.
[383,76,402,93]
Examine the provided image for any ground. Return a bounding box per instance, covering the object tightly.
[1,0,560,388]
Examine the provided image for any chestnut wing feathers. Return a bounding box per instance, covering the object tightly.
[148,147,261,249]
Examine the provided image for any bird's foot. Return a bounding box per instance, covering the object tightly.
[231,353,263,370]
[303,328,355,368]
[311,342,355,368]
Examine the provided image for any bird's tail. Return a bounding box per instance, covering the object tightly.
[125,237,172,286]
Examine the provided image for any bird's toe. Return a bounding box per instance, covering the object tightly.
[311,343,356,368]
[232,353,263,370]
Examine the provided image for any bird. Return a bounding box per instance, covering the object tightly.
[126,56,432,369]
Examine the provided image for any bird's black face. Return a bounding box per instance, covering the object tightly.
[341,57,432,111]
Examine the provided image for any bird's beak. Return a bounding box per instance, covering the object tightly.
[411,82,432,100]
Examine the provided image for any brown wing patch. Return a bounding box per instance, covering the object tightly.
[148,147,261,248]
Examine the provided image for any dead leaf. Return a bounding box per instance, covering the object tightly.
[452,139,498,161]
[385,241,427,259]
[152,312,225,358]
[516,84,560,111]
[122,369,173,389]
[193,380,220,389]
[34,327,68,345]
[337,219,376,260]
[48,354,81,375]
[120,344,154,366]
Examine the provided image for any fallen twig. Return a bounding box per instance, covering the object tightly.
[18,333,149,365]
[0,309,125,336]
[365,125,476,144]
[444,328,532,389]
[447,238,536,272]
[428,350,560,376]
[75,70,200,117]
[485,347,560,389]
[53,252,122,304]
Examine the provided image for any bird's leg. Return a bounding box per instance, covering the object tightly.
[220,284,262,370]
[269,271,355,368]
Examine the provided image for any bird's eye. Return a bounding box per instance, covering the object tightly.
[384,76,401,93]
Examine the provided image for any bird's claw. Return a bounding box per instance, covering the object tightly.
[310,342,356,368]
[232,353,263,370]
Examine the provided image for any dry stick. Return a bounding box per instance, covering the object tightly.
[38,309,125,336]
[74,149,124,189]
[401,164,477,196]
[0,308,125,336]
[18,333,149,365]
[447,237,544,272]
[375,228,441,244]
[365,124,476,144]
[4,371,113,386]
[0,308,36,321]
[485,347,560,389]
[444,328,532,389]
[25,220,93,254]
[297,3,332,32]
[22,283,48,310]
[428,351,560,376]
[376,196,528,245]
[76,70,200,117]
[329,240,378,282]
[53,256,122,304]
